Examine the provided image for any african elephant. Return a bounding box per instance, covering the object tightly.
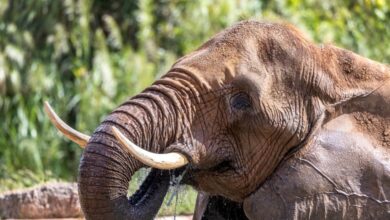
[45,20,390,219]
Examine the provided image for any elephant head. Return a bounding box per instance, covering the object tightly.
[46,21,390,219]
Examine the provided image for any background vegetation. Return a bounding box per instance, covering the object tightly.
[0,0,389,215]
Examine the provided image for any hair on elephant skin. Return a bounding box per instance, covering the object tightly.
[46,20,390,219]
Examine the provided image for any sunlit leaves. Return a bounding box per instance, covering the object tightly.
[267,0,390,62]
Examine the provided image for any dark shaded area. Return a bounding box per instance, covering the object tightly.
[201,196,248,220]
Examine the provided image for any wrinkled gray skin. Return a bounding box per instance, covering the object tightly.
[77,21,390,219]
[244,114,390,219]
[185,22,390,218]
[197,112,390,219]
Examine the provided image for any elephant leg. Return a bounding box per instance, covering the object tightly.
[193,192,248,220]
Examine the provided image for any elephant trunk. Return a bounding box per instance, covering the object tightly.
[78,83,190,219]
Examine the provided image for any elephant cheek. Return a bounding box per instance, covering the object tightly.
[192,172,246,201]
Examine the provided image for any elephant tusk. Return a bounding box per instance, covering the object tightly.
[44,101,90,148]
[111,126,189,170]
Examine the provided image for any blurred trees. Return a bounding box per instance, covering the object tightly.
[0,0,389,190]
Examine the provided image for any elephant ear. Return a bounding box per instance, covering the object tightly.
[315,45,390,114]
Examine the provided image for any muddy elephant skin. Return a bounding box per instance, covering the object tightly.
[47,20,390,219]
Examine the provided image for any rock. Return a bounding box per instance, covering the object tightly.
[0,182,83,219]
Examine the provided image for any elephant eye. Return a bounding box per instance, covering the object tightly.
[230,92,251,110]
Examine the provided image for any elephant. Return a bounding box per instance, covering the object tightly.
[45,20,390,219]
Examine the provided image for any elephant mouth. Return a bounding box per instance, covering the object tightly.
[179,159,237,190]
[166,143,238,189]
[108,130,214,188]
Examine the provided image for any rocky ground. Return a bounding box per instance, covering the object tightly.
[0,182,82,219]
[0,182,192,219]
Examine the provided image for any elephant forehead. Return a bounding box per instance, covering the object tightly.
[170,21,303,88]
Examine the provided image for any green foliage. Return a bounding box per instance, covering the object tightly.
[263,0,390,62]
[0,0,388,214]
[158,186,198,216]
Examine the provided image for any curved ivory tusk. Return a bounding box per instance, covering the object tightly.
[44,101,90,148]
[111,126,188,170]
